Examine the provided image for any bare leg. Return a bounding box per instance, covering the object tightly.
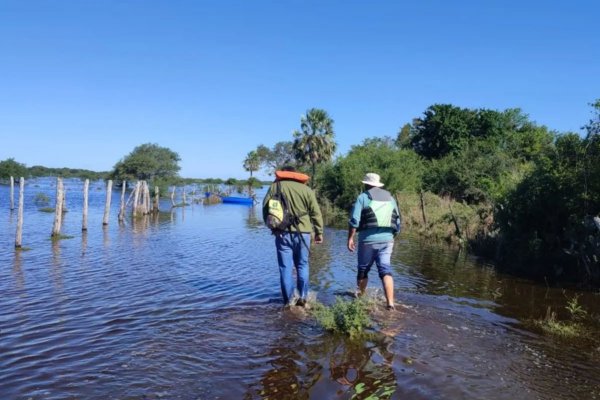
[357,278,368,297]
[382,275,394,308]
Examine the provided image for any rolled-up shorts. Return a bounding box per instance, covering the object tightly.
[357,241,394,280]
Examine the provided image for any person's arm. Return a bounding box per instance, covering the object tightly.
[348,195,363,251]
[308,189,324,243]
[262,185,273,224]
[348,226,357,252]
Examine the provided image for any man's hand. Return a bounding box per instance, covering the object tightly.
[314,234,323,244]
[347,237,355,252]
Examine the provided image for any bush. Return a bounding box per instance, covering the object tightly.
[311,297,372,339]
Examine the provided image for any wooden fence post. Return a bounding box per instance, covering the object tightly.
[51,178,64,237]
[103,180,112,226]
[144,181,151,214]
[132,181,140,217]
[153,186,159,213]
[118,180,126,223]
[15,177,24,248]
[10,176,15,210]
[82,179,89,231]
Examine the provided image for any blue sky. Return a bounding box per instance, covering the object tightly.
[1,1,598,179]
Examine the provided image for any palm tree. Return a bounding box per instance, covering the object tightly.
[243,150,261,177]
[292,108,337,186]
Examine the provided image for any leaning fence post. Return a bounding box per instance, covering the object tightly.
[82,179,89,231]
[51,178,64,237]
[10,176,15,210]
[15,177,24,248]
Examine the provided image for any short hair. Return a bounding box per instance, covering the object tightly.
[281,165,296,172]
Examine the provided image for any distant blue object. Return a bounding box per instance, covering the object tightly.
[205,192,211,198]
[220,196,255,205]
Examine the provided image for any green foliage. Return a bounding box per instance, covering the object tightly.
[318,137,424,210]
[110,143,181,181]
[495,103,600,283]
[293,108,337,184]
[34,193,50,206]
[565,294,587,321]
[28,165,108,180]
[311,297,372,339]
[0,158,28,179]
[254,141,296,174]
[243,150,261,177]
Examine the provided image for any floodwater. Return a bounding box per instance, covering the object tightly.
[1,178,600,399]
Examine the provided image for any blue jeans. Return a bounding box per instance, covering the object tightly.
[357,241,394,280]
[275,232,311,305]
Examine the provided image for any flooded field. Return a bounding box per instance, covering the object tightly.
[1,178,600,399]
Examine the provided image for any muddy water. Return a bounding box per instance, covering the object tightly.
[1,179,599,399]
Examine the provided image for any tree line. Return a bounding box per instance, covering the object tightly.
[247,102,600,287]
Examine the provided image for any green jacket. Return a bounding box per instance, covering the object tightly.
[262,179,324,235]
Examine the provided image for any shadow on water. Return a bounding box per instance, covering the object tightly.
[1,181,600,399]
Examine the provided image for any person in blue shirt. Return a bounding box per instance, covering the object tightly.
[347,173,401,310]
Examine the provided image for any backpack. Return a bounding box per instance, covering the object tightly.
[266,181,297,232]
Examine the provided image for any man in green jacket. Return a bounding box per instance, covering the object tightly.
[263,167,324,307]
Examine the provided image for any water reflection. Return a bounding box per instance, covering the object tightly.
[12,250,25,291]
[2,181,600,399]
[245,206,262,230]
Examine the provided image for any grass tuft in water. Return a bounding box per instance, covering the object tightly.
[50,234,75,241]
[38,207,55,213]
[534,306,585,338]
[311,297,373,339]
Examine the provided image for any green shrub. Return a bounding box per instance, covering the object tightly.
[311,297,372,339]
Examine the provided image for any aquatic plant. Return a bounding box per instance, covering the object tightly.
[34,192,50,205]
[534,306,584,338]
[311,297,372,339]
[565,293,588,321]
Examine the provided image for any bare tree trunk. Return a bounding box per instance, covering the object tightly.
[82,179,89,231]
[15,177,24,248]
[51,178,64,237]
[118,180,126,223]
[103,180,112,226]
[182,187,187,205]
[420,190,428,226]
[171,187,176,207]
[10,176,15,210]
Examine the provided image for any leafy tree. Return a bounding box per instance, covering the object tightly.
[262,141,296,173]
[0,158,28,179]
[243,150,260,177]
[318,137,424,209]
[293,108,337,186]
[410,104,478,159]
[395,123,412,149]
[110,143,181,182]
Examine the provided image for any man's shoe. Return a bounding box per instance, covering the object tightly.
[296,298,306,307]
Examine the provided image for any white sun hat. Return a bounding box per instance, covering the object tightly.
[361,173,384,187]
